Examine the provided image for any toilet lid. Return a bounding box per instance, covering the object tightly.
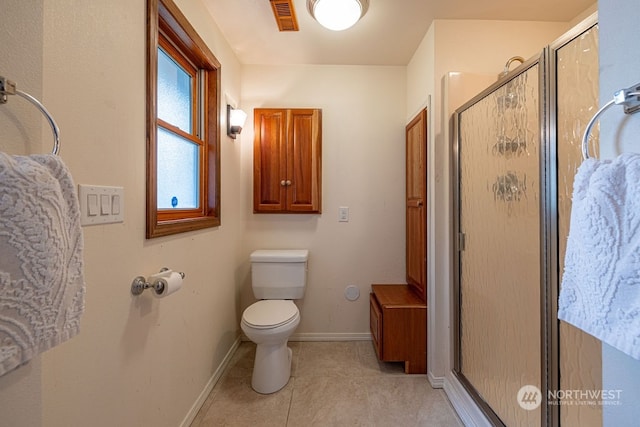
[242,300,299,329]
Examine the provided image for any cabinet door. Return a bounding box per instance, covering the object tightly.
[254,109,287,212]
[287,109,322,212]
[405,109,427,301]
[369,293,383,359]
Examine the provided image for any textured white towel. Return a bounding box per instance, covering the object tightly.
[559,152,640,360]
[0,153,85,376]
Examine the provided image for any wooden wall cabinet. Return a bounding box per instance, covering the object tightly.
[253,108,322,213]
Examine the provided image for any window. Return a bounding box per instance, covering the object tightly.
[146,0,221,238]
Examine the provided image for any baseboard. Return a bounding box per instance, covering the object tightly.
[443,372,492,427]
[428,371,445,389]
[289,332,373,341]
[239,332,372,342]
[180,336,242,427]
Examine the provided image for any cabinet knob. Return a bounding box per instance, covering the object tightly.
[280,180,286,186]
[286,180,292,186]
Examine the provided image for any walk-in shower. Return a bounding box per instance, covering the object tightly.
[452,13,600,427]
[454,55,543,427]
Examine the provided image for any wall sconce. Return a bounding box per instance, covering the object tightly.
[307,0,369,31]
[227,105,248,139]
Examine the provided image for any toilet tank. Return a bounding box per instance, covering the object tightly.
[250,249,309,299]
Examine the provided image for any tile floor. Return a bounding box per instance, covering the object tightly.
[191,341,463,427]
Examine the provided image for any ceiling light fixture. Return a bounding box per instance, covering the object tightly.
[307,0,369,31]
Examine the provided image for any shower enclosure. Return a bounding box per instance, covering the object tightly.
[452,14,599,427]
[453,54,543,427]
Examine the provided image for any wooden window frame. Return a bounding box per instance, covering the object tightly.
[146,0,221,238]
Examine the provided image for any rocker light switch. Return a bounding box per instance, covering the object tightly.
[78,184,125,226]
[111,195,121,215]
[87,194,98,216]
[100,194,110,215]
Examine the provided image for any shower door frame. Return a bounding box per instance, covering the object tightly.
[452,52,550,427]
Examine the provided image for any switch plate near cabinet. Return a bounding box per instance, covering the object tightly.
[338,206,349,222]
[78,184,124,226]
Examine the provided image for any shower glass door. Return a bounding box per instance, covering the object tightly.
[551,15,601,427]
[454,56,544,426]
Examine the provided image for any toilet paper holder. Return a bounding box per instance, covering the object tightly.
[131,268,185,296]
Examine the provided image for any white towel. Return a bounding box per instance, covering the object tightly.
[559,152,640,360]
[0,153,85,376]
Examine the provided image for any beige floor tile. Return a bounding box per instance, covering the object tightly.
[222,342,256,379]
[354,340,406,376]
[191,341,463,427]
[197,375,293,426]
[295,341,359,377]
[190,387,218,427]
[365,376,463,426]
[295,341,405,378]
[286,375,371,426]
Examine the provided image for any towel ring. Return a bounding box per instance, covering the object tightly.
[582,85,640,160]
[0,76,61,155]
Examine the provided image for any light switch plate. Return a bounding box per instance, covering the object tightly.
[338,206,349,222]
[78,184,124,226]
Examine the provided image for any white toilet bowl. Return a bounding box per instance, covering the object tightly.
[241,299,300,394]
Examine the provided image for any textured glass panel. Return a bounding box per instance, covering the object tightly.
[459,65,541,426]
[157,48,192,133]
[556,25,603,426]
[157,127,199,209]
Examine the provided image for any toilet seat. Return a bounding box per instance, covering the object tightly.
[242,300,299,330]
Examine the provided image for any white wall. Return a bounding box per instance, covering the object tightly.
[406,27,435,121]
[2,0,244,426]
[599,0,640,424]
[0,0,44,155]
[240,65,407,337]
[0,1,44,425]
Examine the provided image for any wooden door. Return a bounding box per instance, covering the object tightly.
[405,109,427,301]
[287,109,322,212]
[253,109,287,212]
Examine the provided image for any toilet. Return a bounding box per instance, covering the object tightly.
[241,249,309,394]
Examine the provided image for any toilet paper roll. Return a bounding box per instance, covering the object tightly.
[152,271,183,298]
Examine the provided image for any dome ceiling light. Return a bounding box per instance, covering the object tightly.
[307,0,369,31]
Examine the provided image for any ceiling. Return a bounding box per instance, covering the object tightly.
[203,0,595,66]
